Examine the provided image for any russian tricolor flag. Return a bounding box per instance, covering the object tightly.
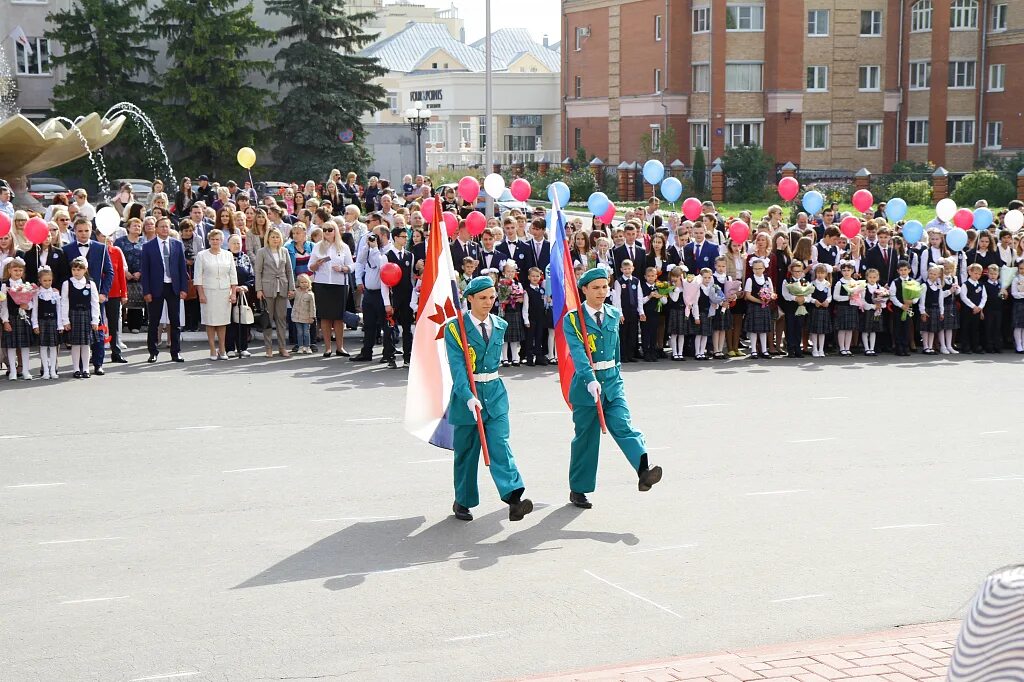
[548,195,580,408]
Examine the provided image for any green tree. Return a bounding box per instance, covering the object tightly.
[44,0,157,182]
[951,170,1016,208]
[720,144,773,202]
[691,146,707,197]
[151,0,274,177]
[266,0,386,182]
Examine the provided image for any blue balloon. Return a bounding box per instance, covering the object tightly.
[885,197,908,222]
[801,190,824,216]
[642,159,665,185]
[946,227,968,253]
[587,192,611,216]
[973,207,994,230]
[547,181,570,207]
[661,177,683,203]
[901,220,924,245]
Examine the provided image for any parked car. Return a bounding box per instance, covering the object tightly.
[27,176,71,203]
[259,181,289,198]
[113,179,154,204]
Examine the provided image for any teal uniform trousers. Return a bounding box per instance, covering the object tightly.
[562,304,647,494]
[444,314,525,508]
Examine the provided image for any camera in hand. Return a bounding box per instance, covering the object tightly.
[368,234,377,243]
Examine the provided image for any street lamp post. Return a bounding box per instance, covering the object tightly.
[405,100,433,177]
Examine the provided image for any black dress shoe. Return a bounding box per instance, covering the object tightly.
[170,356,185,363]
[92,367,105,376]
[569,491,592,509]
[536,358,550,366]
[452,502,473,521]
[111,356,128,364]
[335,349,349,357]
[147,355,158,363]
[349,354,372,362]
[72,371,82,379]
[387,359,398,369]
[508,498,534,522]
[638,465,663,492]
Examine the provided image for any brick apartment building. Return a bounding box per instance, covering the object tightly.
[562,0,1024,172]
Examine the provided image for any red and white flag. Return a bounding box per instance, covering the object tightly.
[403,202,459,449]
[8,27,32,55]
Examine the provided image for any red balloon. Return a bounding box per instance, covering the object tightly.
[24,217,49,245]
[457,176,480,204]
[682,197,702,221]
[0,212,10,238]
[778,176,800,202]
[442,211,459,238]
[599,203,616,225]
[852,189,874,214]
[380,262,402,288]
[420,197,436,222]
[728,221,750,243]
[840,215,861,239]
[465,210,486,236]
[510,178,532,202]
[953,208,974,230]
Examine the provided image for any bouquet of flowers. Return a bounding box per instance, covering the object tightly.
[654,280,674,312]
[682,274,702,322]
[900,279,924,321]
[872,285,890,318]
[723,280,742,308]
[785,281,815,316]
[708,283,726,306]
[846,280,868,308]
[7,283,38,323]
[1000,265,1017,290]
[497,277,524,312]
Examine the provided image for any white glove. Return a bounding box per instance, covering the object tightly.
[587,380,602,403]
[467,397,483,420]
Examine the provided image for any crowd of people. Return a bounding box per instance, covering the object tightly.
[2,172,1024,382]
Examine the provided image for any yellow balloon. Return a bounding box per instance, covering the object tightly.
[237,147,256,169]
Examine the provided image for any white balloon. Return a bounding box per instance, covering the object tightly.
[95,206,121,237]
[935,198,957,223]
[1004,209,1024,231]
[483,173,506,200]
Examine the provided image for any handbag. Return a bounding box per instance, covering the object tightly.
[232,292,255,325]
[251,297,271,330]
[185,277,198,301]
[126,281,145,309]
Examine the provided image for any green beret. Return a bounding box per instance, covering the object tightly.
[463,276,496,298]
[578,267,611,288]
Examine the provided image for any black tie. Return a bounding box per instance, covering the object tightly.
[479,321,489,345]
[595,311,603,327]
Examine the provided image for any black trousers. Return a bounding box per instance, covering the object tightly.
[619,313,639,361]
[392,298,414,358]
[226,321,250,352]
[105,297,123,360]
[984,307,1003,351]
[891,315,911,353]
[784,309,804,353]
[640,318,658,356]
[360,289,394,359]
[524,320,547,360]
[961,309,984,351]
[147,283,181,357]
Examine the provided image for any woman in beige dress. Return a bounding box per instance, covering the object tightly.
[194,228,238,360]
[254,227,295,357]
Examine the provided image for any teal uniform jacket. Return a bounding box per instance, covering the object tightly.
[562,303,647,494]
[444,314,525,508]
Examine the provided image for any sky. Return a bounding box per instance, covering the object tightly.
[415,0,562,45]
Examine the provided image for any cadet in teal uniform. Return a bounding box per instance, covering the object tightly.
[562,267,663,508]
[445,276,534,522]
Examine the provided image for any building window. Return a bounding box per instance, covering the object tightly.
[806,65,828,92]
[858,65,881,91]
[574,27,586,51]
[725,121,763,148]
[992,3,1008,31]
[911,0,933,32]
[690,122,709,150]
[693,6,711,33]
[907,119,929,145]
[426,122,445,148]
[948,60,976,88]
[861,10,883,35]
[857,122,881,149]
[909,61,931,89]
[946,119,975,144]
[989,63,1005,91]
[655,14,663,40]
[15,38,50,76]
[650,125,662,153]
[574,127,581,151]
[459,121,473,148]
[804,122,830,151]
[985,121,1003,148]
[950,0,978,29]
[654,68,662,93]
[808,9,830,36]
[692,63,710,92]
[725,62,763,92]
[726,4,764,31]
[479,115,487,150]
[574,75,582,98]
[386,91,398,114]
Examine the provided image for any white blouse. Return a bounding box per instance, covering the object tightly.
[310,242,354,286]
[59,277,100,326]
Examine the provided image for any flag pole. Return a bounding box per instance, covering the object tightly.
[439,199,491,466]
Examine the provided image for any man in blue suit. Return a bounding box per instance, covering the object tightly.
[64,216,114,375]
[140,216,189,363]
[684,225,720,275]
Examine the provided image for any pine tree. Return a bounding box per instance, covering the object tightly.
[692,146,707,197]
[44,0,157,180]
[151,0,274,178]
[266,0,387,182]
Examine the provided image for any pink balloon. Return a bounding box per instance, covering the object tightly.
[778,176,799,202]
[420,197,436,223]
[599,203,616,225]
[465,210,486,236]
[728,221,750,243]
[953,208,974,230]
[457,176,480,204]
[682,197,702,222]
[442,211,459,238]
[0,212,10,238]
[24,217,49,245]
[510,178,532,202]
[840,216,861,239]
[852,189,874,214]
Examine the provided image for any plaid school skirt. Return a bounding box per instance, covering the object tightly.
[67,308,95,346]
[922,304,943,333]
[942,300,961,330]
[684,302,710,336]
[834,303,860,331]
[501,304,525,343]
[666,306,687,335]
[1013,299,1024,329]
[712,307,732,331]
[743,304,774,333]
[808,306,832,334]
[2,315,34,349]
[36,316,60,347]
[861,309,886,333]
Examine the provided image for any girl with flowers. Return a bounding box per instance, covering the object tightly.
[940,257,962,354]
[724,239,748,356]
[808,264,833,357]
[743,257,776,359]
[1,257,36,380]
[496,261,527,366]
[31,267,61,379]
[919,264,946,354]
[686,268,717,360]
[711,256,734,359]
[61,257,100,379]
[859,268,888,357]
[832,261,861,356]
[1010,260,1024,353]
[665,267,687,360]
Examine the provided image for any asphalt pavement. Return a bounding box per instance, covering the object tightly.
[1,338,1021,681]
